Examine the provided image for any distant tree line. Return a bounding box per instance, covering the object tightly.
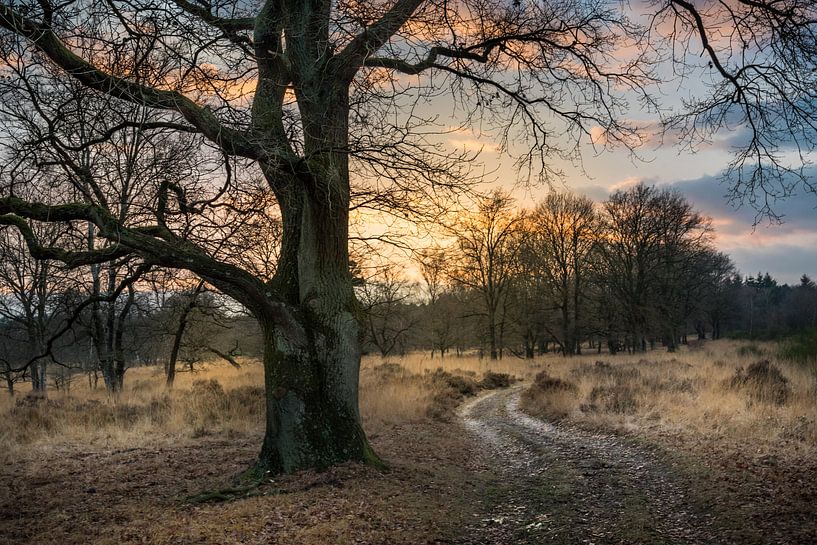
[2,182,815,396]
[358,184,817,359]
[0,244,263,395]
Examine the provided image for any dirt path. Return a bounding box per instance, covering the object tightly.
[459,386,725,545]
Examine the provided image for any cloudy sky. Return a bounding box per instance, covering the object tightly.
[413,3,817,285]
[570,152,817,285]
[452,129,817,285]
[352,0,817,284]
[388,102,817,284]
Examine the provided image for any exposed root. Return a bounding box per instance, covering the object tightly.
[184,465,273,504]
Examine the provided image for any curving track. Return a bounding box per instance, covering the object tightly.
[458,386,725,545]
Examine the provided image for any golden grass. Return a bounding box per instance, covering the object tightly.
[1,339,814,462]
[0,355,475,459]
[513,340,817,456]
[0,362,266,459]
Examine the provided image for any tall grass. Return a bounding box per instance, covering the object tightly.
[0,363,267,459]
[0,355,504,460]
[517,340,817,454]
[779,329,817,375]
[1,340,814,462]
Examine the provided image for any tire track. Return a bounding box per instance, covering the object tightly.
[459,386,724,544]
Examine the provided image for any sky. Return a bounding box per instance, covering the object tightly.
[438,123,817,285]
[365,90,817,284]
[565,148,817,285]
[395,2,817,286]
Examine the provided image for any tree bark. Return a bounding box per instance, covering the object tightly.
[247,70,381,472]
[165,281,204,387]
[166,316,184,387]
[256,311,379,474]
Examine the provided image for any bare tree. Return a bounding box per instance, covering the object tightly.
[525,192,597,355]
[163,279,206,388]
[450,191,523,359]
[0,225,74,395]
[417,247,457,358]
[597,184,711,352]
[0,336,24,395]
[655,0,817,219]
[689,249,737,341]
[0,0,715,473]
[357,266,418,358]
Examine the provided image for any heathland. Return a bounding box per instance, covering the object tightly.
[1,339,815,544]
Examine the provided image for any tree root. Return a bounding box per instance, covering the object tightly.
[184,471,275,504]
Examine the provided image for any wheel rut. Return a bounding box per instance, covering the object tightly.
[458,386,724,544]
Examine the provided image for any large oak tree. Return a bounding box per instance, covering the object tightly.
[0,0,812,474]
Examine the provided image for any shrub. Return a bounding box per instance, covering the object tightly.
[738,344,764,358]
[520,372,579,421]
[427,369,479,396]
[222,385,265,414]
[425,369,480,421]
[779,330,817,367]
[479,371,513,390]
[531,371,578,393]
[585,383,640,414]
[642,376,697,394]
[370,362,407,380]
[728,360,790,405]
[571,360,640,381]
[183,379,227,430]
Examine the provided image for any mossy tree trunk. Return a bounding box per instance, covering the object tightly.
[248,20,380,471]
[0,0,426,474]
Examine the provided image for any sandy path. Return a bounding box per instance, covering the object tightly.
[459,386,725,545]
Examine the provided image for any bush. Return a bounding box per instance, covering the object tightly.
[425,369,479,421]
[370,362,407,380]
[585,383,640,414]
[520,372,579,421]
[532,371,578,393]
[779,330,817,365]
[728,360,790,405]
[479,371,513,390]
[571,360,641,381]
[222,385,265,413]
[183,379,227,430]
[738,344,765,358]
[427,369,479,396]
[642,375,697,394]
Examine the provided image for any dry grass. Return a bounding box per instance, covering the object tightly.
[0,354,510,461]
[0,356,501,545]
[1,339,814,461]
[514,340,817,457]
[1,340,815,544]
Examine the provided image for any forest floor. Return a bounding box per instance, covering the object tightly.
[3,386,816,544]
[0,419,490,545]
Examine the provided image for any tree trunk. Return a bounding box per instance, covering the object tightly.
[256,315,378,474]
[29,336,47,395]
[100,356,118,392]
[165,283,203,387]
[488,321,498,360]
[166,315,186,387]
[30,363,40,393]
[35,360,47,394]
[561,302,573,356]
[112,285,135,391]
[247,83,381,472]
